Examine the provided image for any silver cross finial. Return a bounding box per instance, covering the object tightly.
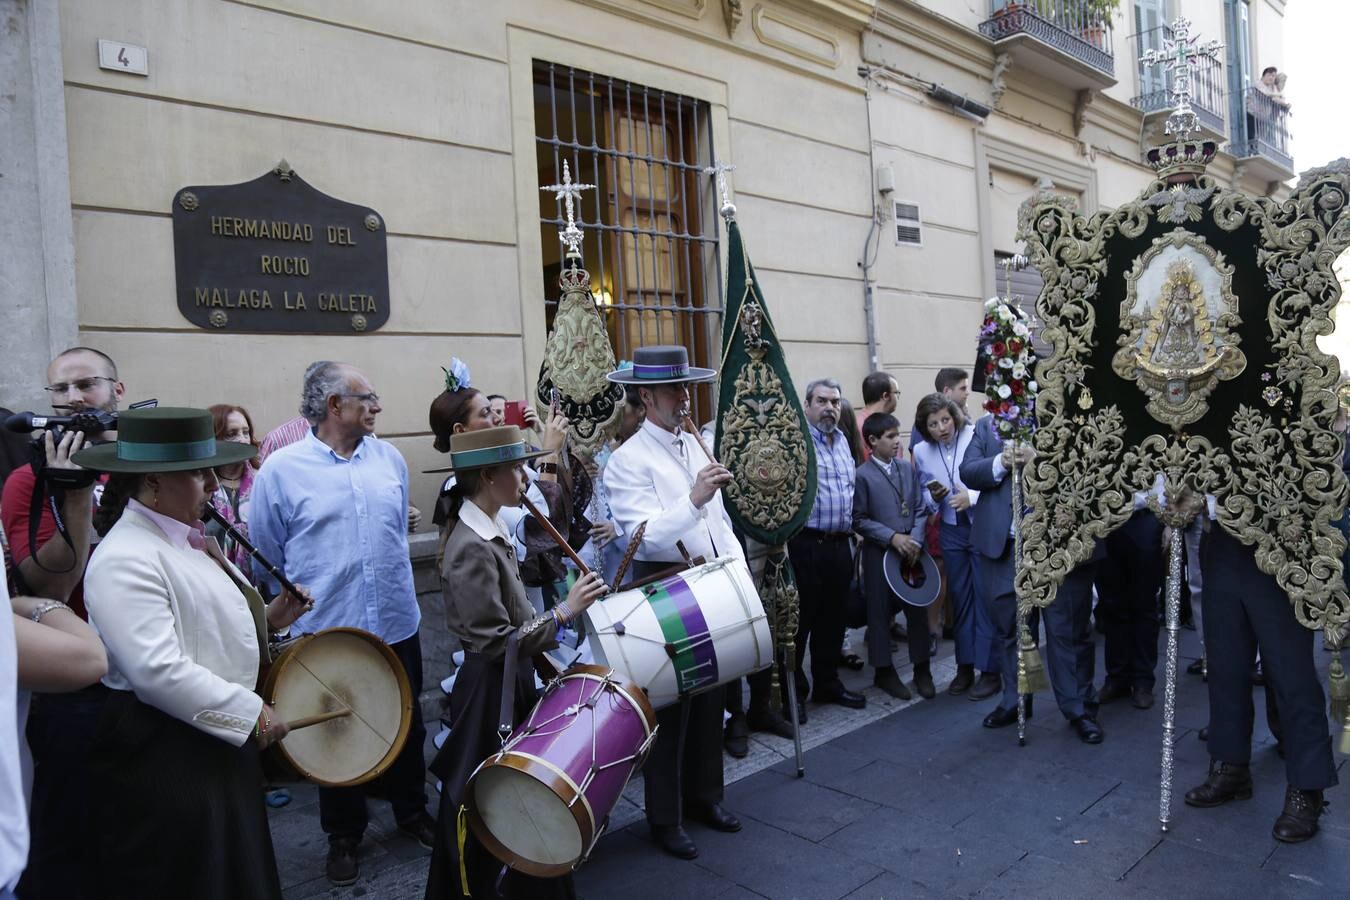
[703,159,737,220]
[1139,16,1223,142]
[540,159,597,254]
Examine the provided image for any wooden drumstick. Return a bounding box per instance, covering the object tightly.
[285,708,352,731]
[518,492,594,578]
[681,415,717,466]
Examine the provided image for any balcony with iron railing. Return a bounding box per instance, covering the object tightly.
[979,0,1116,90]
[1229,85,1293,181]
[1130,25,1225,139]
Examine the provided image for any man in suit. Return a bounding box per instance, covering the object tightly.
[960,414,1105,743]
[853,413,937,699]
[1095,490,1165,710]
[603,346,743,860]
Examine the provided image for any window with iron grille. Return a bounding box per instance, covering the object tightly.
[533,61,723,421]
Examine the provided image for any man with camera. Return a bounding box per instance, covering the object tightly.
[1,346,123,900]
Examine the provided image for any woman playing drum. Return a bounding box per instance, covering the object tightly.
[73,408,312,900]
[423,425,606,899]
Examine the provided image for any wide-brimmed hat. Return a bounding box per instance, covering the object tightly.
[883,547,944,608]
[606,345,716,385]
[423,425,552,474]
[71,407,257,474]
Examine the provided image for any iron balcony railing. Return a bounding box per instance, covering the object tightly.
[979,0,1116,77]
[1131,25,1225,134]
[1229,85,1292,170]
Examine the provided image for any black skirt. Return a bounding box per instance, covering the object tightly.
[89,690,282,900]
[424,653,576,900]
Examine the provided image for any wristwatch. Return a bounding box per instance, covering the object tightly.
[30,600,71,623]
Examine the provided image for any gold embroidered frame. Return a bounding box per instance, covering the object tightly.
[1016,167,1350,645]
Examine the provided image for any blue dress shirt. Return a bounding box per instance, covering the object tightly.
[248,429,420,644]
[806,423,855,533]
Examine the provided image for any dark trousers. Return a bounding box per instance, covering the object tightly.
[1202,528,1336,790]
[18,684,109,900]
[319,632,428,840]
[941,517,997,672]
[1041,562,1099,720]
[631,560,724,826]
[725,669,774,717]
[865,590,931,671]
[787,532,851,694]
[1096,511,1164,691]
[975,548,1022,711]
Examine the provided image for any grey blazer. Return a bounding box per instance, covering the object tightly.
[853,458,931,603]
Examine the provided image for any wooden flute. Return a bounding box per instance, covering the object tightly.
[202,505,305,600]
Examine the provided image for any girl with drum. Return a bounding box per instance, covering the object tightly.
[73,408,313,900]
[423,425,606,899]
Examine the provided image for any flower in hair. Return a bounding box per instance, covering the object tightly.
[442,357,472,394]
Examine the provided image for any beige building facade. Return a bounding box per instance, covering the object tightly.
[3,0,1299,519]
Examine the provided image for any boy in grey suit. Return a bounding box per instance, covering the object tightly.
[853,413,937,699]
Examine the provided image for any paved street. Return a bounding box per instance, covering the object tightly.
[269,627,1347,899]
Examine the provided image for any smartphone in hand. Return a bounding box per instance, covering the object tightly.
[503,401,526,428]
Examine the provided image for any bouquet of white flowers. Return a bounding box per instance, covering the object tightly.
[979,298,1038,443]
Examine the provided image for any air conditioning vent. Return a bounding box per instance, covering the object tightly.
[894,201,922,246]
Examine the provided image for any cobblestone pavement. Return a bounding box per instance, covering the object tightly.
[270,627,1347,899]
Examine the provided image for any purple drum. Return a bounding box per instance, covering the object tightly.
[466,664,658,877]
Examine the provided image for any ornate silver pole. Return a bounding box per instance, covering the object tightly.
[1159,524,1184,830]
[1011,440,1028,747]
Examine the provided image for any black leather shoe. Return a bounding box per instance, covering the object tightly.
[1184,761,1253,808]
[815,685,866,709]
[326,837,360,886]
[747,707,795,739]
[982,697,1031,728]
[1130,687,1155,710]
[690,803,742,833]
[968,672,1001,701]
[1071,716,1104,744]
[396,812,436,851]
[948,665,975,696]
[1097,681,1130,704]
[651,824,698,859]
[874,667,912,701]
[723,713,749,759]
[1272,787,1325,843]
[914,668,936,700]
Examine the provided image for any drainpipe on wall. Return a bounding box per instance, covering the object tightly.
[859,72,882,373]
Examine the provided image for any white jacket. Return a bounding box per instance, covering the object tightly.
[604,420,743,564]
[85,507,265,746]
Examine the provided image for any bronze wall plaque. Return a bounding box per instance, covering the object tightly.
[172,160,389,334]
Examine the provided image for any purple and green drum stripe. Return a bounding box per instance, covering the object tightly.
[642,575,718,693]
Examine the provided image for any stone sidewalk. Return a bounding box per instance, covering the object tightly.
[269,628,1348,898]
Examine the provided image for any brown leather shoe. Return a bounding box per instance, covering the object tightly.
[1272,787,1325,843]
[914,667,936,700]
[968,672,1001,701]
[948,664,975,696]
[874,667,912,701]
[1184,762,1253,808]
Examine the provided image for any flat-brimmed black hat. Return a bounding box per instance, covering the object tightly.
[71,407,257,474]
[883,547,944,608]
[606,345,716,385]
[423,425,553,474]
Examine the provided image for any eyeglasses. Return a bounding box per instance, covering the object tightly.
[43,376,118,395]
[340,392,380,405]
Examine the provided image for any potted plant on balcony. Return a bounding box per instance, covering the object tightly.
[1080,0,1119,49]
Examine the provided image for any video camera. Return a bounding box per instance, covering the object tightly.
[4,399,157,489]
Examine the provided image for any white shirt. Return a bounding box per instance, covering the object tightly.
[85,503,264,746]
[0,576,28,891]
[605,419,743,564]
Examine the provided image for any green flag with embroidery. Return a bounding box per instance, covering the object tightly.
[714,217,817,546]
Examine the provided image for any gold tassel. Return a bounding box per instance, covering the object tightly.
[1337,715,1350,756]
[1018,636,1050,695]
[457,804,472,897]
[1328,650,1349,727]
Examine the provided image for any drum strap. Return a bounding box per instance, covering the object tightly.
[498,630,522,744]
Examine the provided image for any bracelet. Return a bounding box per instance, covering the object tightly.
[256,709,271,741]
[30,600,71,623]
[552,601,572,628]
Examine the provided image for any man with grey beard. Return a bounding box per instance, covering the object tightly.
[786,378,866,720]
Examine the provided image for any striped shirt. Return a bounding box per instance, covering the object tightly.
[806,423,855,533]
[256,415,311,467]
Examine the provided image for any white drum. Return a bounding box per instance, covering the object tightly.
[583,556,773,709]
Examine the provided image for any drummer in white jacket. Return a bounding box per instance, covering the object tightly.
[603,346,744,861]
